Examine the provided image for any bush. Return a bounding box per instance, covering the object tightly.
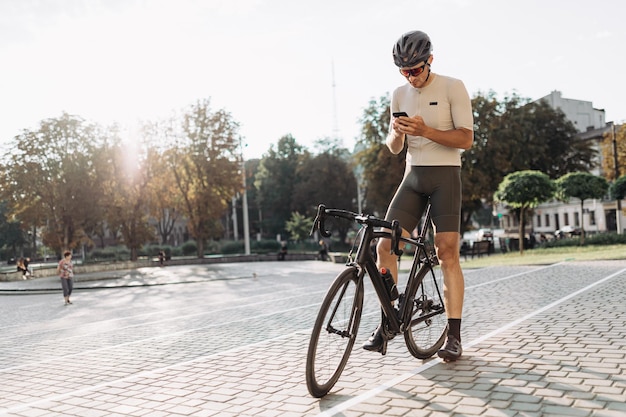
[251,240,281,253]
[586,232,626,245]
[543,232,626,248]
[220,240,244,254]
[88,246,130,262]
[182,241,197,256]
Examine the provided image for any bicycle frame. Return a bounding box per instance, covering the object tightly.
[317,203,444,339]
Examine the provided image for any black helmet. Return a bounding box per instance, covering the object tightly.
[393,31,432,68]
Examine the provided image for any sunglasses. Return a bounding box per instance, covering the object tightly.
[399,63,428,78]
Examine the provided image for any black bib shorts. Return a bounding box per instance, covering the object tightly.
[384,166,461,234]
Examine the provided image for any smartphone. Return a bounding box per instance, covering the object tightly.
[392,112,408,118]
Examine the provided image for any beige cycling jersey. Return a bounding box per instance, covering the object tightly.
[390,74,473,167]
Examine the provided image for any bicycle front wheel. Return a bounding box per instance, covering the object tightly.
[404,263,448,359]
[305,267,363,398]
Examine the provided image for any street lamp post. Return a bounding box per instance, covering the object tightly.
[240,139,251,255]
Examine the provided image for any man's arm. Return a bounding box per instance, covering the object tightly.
[394,116,473,150]
[385,127,406,154]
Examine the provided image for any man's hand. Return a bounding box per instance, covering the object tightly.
[392,115,473,149]
[393,115,430,137]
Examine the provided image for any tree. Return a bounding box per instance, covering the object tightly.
[254,135,308,238]
[0,201,27,260]
[291,146,357,243]
[495,170,555,254]
[522,100,595,178]
[353,95,406,216]
[0,113,108,255]
[555,172,608,244]
[285,211,313,242]
[461,91,503,231]
[100,133,156,261]
[168,99,242,257]
[601,123,626,181]
[610,175,626,200]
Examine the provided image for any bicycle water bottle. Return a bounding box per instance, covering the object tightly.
[380,267,399,300]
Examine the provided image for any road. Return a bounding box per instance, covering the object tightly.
[0,260,625,416]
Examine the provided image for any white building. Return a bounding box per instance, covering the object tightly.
[539,90,606,133]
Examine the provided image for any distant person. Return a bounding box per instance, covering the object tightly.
[57,251,74,305]
[277,241,288,261]
[17,257,28,279]
[158,250,165,267]
[317,240,328,261]
[529,233,537,249]
[24,257,31,276]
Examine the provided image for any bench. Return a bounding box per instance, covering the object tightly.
[461,240,492,260]
[328,252,348,264]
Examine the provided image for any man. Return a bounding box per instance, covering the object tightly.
[362,30,474,362]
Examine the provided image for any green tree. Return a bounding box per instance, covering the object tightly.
[291,145,357,243]
[555,172,608,244]
[0,113,107,254]
[0,201,27,260]
[255,135,308,238]
[168,99,242,257]
[353,95,405,216]
[610,175,626,200]
[285,211,313,242]
[495,170,555,254]
[461,91,503,231]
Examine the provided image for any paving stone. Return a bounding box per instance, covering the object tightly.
[1,260,625,416]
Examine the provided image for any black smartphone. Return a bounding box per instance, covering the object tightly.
[392,112,408,118]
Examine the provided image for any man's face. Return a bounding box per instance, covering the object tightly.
[399,57,431,88]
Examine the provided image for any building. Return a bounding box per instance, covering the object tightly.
[539,90,606,133]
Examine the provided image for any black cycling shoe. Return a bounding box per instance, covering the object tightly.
[437,335,462,362]
[362,325,387,355]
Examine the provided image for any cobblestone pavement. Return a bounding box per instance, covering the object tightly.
[0,259,625,416]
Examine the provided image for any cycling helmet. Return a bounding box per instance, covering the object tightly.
[392,31,432,68]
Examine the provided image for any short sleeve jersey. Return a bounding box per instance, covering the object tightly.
[390,74,473,166]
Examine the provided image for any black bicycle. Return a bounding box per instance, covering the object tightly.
[305,203,447,398]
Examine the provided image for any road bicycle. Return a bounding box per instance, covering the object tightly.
[305,202,448,398]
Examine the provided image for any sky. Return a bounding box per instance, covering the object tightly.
[1,0,625,160]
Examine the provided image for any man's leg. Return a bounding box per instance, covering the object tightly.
[435,231,465,361]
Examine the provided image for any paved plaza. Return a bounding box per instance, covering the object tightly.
[0,259,625,416]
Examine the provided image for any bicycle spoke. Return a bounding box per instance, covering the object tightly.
[404,264,448,359]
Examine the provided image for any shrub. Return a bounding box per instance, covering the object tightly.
[88,246,130,262]
[181,241,197,256]
[543,232,626,248]
[220,240,244,254]
[251,240,281,253]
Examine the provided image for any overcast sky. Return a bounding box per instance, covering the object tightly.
[1,0,625,159]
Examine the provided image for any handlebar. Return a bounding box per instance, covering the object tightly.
[311,204,404,256]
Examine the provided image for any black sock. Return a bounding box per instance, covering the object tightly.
[448,318,461,342]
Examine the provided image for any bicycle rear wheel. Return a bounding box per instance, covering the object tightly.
[306,267,363,398]
[404,263,447,359]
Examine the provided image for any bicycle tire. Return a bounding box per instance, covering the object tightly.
[404,263,448,359]
[306,267,364,398]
